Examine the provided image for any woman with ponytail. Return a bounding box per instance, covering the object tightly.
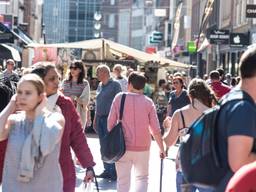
[164,78,216,192]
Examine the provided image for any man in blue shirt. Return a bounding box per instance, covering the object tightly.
[216,47,256,191]
[93,64,121,180]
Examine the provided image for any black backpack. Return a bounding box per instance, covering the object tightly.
[179,90,253,187]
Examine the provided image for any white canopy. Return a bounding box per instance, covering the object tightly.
[27,38,191,68]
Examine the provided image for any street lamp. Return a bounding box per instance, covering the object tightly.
[41,23,46,44]
[94,11,102,39]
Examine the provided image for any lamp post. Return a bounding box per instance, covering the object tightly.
[94,11,102,38]
[41,23,45,44]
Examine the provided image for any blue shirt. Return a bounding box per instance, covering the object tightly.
[96,78,122,116]
[217,90,256,188]
[168,89,190,116]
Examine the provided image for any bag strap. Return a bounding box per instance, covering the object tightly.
[119,93,127,121]
[180,110,186,128]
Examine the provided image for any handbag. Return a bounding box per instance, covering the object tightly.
[101,93,126,163]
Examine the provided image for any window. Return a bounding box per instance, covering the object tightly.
[110,0,115,5]
[132,16,143,30]
[108,14,115,28]
[131,36,143,50]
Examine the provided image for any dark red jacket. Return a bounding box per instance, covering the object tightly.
[0,139,7,183]
[0,95,95,192]
[57,95,95,192]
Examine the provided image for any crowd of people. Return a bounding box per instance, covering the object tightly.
[0,44,255,192]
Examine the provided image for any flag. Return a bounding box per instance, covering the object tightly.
[196,0,215,52]
[171,1,183,51]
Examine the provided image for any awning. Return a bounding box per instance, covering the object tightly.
[26,38,191,68]
[0,44,21,61]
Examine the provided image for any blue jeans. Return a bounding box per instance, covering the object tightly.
[96,115,116,176]
[176,171,214,192]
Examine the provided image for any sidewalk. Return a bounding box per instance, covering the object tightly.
[76,133,178,192]
[0,134,178,192]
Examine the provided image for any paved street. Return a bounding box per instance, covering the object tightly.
[75,133,178,192]
[0,133,178,192]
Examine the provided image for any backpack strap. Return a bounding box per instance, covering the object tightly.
[180,110,186,128]
[220,89,254,106]
[119,93,126,121]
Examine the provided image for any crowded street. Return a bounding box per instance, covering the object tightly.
[1,0,256,191]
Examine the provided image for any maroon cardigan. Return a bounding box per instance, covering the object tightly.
[57,95,95,192]
[0,95,95,192]
[0,139,7,183]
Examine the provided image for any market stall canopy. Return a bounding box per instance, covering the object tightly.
[27,38,191,68]
[0,44,21,62]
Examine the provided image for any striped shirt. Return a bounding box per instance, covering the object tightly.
[62,80,88,98]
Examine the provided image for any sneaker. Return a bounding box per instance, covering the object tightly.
[96,171,110,179]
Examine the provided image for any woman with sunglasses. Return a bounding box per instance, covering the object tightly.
[61,61,90,128]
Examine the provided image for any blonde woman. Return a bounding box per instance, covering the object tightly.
[0,74,65,191]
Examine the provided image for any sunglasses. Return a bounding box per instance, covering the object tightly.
[70,66,79,70]
[173,81,180,84]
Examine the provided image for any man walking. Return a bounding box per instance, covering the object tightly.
[216,47,256,191]
[93,64,122,180]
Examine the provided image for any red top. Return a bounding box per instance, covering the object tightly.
[0,139,7,183]
[210,81,231,99]
[226,162,256,192]
[57,95,95,192]
[0,95,95,192]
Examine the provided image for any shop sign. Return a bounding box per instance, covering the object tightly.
[145,46,157,54]
[230,33,250,47]
[0,22,14,43]
[246,4,256,18]
[209,30,230,44]
[187,41,196,53]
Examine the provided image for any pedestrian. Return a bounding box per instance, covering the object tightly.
[93,64,122,180]
[215,46,256,191]
[61,60,90,128]
[1,59,19,82]
[0,74,65,191]
[209,70,231,100]
[108,72,165,192]
[31,63,95,192]
[113,64,128,92]
[166,76,190,117]
[164,78,216,192]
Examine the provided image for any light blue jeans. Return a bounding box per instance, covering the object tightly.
[176,171,214,192]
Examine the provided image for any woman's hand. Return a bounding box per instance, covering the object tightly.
[35,93,47,116]
[84,170,94,183]
[9,94,19,113]
[160,150,166,159]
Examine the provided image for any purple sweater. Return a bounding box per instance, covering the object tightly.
[108,92,161,151]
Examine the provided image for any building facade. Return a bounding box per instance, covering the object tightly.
[100,0,118,41]
[44,0,100,43]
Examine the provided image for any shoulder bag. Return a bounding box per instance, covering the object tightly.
[101,93,126,163]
